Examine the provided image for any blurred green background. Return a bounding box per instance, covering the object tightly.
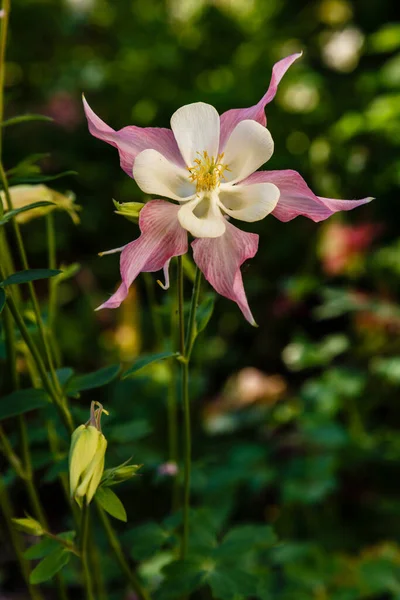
[3,0,400,598]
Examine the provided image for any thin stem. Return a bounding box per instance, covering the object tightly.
[177,255,185,355]
[180,359,190,559]
[0,477,44,600]
[80,505,94,600]
[96,504,151,600]
[143,272,164,344]
[4,289,74,433]
[46,212,62,367]
[178,266,202,560]
[0,163,62,391]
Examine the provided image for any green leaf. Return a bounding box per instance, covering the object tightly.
[0,201,56,226]
[122,351,178,379]
[96,487,127,522]
[195,294,215,334]
[56,367,75,387]
[208,566,258,600]
[128,522,171,560]
[24,532,75,560]
[1,114,54,127]
[0,288,5,313]
[29,547,71,584]
[9,171,77,185]
[0,388,50,421]
[65,364,121,396]
[214,525,276,560]
[0,269,62,287]
[158,559,204,599]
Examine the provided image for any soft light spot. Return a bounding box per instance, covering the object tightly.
[281,82,319,113]
[318,0,352,25]
[131,99,158,125]
[310,138,331,165]
[321,27,364,72]
[286,131,310,155]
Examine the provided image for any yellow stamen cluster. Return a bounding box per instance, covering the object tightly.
[188,151,230,193]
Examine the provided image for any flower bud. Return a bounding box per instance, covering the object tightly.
[69,402,108,508]
[113,200,144,223]
[12,516,44,536]
[102,463,141,486]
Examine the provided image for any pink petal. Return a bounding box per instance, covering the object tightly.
[243,170,373,222]
[219,53,302,150]
[192,222,259,326]
[98,200,187,310]
[83,96,185,177]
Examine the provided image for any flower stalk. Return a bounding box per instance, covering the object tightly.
[178,265,202,559]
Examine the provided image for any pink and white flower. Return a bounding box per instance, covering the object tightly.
[83,52,371,325]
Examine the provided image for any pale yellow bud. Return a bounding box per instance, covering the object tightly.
[0,184,81,224]
[69,402,108,508]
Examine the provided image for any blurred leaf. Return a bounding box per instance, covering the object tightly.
[129,522,172,560]
[0,389,50,421]
[65,364,121,396]
[0,269,62,287]
[195,294,215,334]
[371,356,400,384]
[1,114,53,127]
[108,419,152,442]
[0,288,5,313]
[53,263,81,285]
[208,566,258,599]
[9,171,77,185]
[56,367,75,387]
[213,525,276,560]
[157,559,204,599]
[29,547,71,584]
[369,23,400,53]
[96,487,127,522]
[24,532,75,560]
[123,352,178,378]
[0,201,55,226]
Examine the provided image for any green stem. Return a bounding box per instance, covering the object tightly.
[46,212,62,366]
[0,163,62,392]
[80,505,94,600]
[96,504,151,600]
[4,289,74,433]
[143,272,164,344]
[177,256,185,355]
[178,265,202,560]
[0,477,44,600]
[180,359,190,559]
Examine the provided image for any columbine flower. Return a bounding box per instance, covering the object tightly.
[83,52,371,325]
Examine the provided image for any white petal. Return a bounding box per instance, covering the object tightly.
[222,120,274,184]
[218,182,280,222]
[170,102,220,167]
[178,195,226,238]
[133,149,195,201]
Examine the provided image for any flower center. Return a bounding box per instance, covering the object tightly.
[187,151,230,193]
